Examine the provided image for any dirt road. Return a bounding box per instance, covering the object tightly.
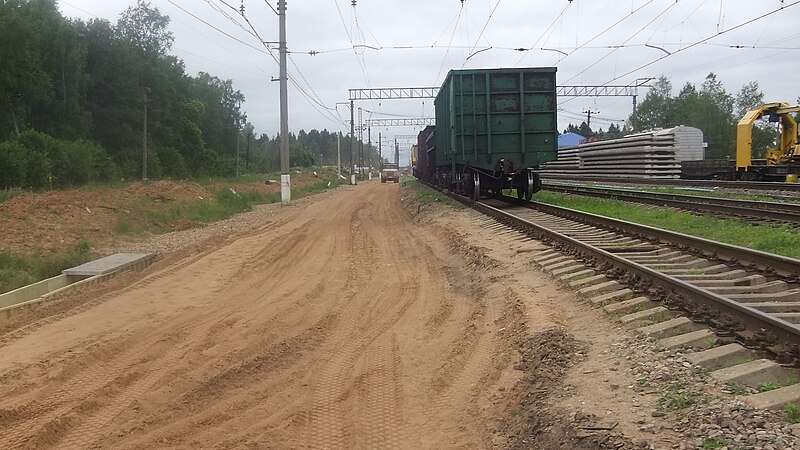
[0,182,523,449]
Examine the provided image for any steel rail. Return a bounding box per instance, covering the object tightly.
[540,174,800,192]
[422,178,800,357]
[527,200,800,281]
[542,183,800,224]
[471,198,800,354]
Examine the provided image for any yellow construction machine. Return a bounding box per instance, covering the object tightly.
[736,102,800,181]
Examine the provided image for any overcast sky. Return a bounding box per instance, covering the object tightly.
[58,0,800,165]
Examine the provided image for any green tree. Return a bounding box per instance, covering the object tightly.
[116,0,174,56]
[630,75,673,131]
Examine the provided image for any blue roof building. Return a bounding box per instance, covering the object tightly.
[558,132,585,148]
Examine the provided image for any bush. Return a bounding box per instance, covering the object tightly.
[0,141,29,189]
[155,145,191,179]
[1,130,119,188]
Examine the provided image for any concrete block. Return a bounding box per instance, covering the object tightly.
[659,329,717,350]
[689,275,766,288]
[542,259,577,271]
[728,289,800,303]
[742,302,800,314]
[603,296,654,314]
[746,383,800,410]
[560,269,596,282]
[685,343,756,369]
[551,264,586,276]
[64,253,154,277]
[675,269,747,281]
[704,280,787,295]
[619,306,674,325]
[637,317,702,339]
[532,250,560,263]
[592,289,635,306]
[568,274,608,289]
[712,359,799,387]
[578,280,623,296]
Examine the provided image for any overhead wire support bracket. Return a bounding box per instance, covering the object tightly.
[348,84,651,102]
[366,118,435,127]
[349,87,440,101]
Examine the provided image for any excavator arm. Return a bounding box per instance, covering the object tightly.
[736,102,800,171]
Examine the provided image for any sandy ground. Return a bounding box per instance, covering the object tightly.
[0,182,538,449]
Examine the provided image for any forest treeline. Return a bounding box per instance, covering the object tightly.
[0,0,373,190]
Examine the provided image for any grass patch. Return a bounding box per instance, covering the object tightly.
[403,179,454,205]
[0,239,93,295]
[758,382,780,393]
[701,436,729,449]
[113,217,147,235]
[148,188,275,226]
[531,191,800,259]
[730,383,749,396]
[657,382,699,411]
[786,402,800,423]
[0,187,25,203]
[295,179,341,197]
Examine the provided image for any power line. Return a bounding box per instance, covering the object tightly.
[515,2,572,64]
[181,0,346,128]
[463,0,500,66]
[602,0,800,86]
[435,3,464,83]
[555,0,656,66]
[561,0,680,85]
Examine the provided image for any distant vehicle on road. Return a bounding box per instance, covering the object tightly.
[381,163,400,183]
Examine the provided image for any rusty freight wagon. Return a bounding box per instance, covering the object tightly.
[432,67,557,200]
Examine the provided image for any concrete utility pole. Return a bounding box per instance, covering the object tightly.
[235,126,240,176]
[336,132,341,177]
[246,131,251,171]
[358,107,363,177]
[278,0,291,204]
[394,138,399,166]
[142,87,151,181]
[367,123,371,174]
[378,132,382,163]
[349,100,355,185]
[583,108,599,129]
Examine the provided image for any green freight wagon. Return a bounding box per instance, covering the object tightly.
[433,67,557,200]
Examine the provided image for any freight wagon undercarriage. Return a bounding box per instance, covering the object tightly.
[430,163,541,201]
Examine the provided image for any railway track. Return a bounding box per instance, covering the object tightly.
[542,182,800,225]
[428,181,800,410]
[541,174,800,193]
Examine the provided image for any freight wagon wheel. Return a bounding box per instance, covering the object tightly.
[472,171,481,202]
[517,170,535,201]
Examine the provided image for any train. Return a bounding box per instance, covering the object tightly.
[414,67,558,200]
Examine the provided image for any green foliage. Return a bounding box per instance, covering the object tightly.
[0,239,93,295]
[786,402,800,424]
[701,437,729,449]
[626,73,770,159]
[113,218,146,235]
[403,179,454,205]
[0,188,24,203]
[532,191,800,259]
[657,382,698,410]
[0,130,119,189]
[758,382,780,393]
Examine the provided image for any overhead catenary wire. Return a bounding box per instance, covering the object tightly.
[186,0,347,128]
[463,0,500,66]
[555,0,656,66]
[600,0,800,86]
[561,0,681,85]
[434,3,464,83]
[515,1,572,65]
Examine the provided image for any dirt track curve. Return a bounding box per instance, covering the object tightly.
[0,182,521,449]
